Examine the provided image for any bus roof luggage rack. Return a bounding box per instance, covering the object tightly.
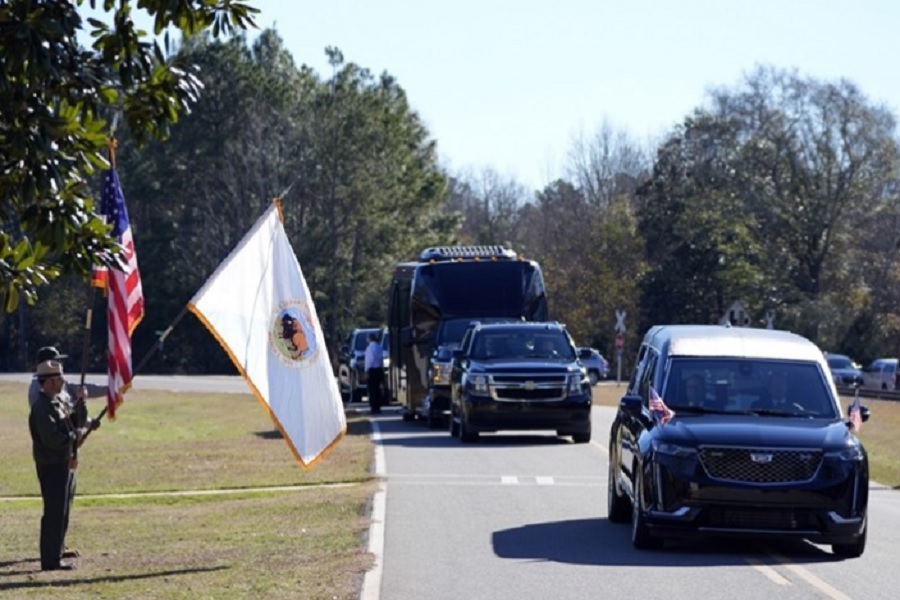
[419,246,518,262]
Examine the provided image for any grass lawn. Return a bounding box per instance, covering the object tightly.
[592,383,900,488]
[0,382,375,600]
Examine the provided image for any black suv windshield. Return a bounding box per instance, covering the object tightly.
[664,358,838,418]
[470,327,575,360]
[826,355,852,369]
[437,318,479,346]
[353,329,381,351]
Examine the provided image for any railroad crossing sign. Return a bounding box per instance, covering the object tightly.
[614,310,627,334]
[765,310,776,330]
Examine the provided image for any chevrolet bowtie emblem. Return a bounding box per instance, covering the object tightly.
[524,381,536,391]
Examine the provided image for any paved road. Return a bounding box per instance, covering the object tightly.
[368,404,899,600]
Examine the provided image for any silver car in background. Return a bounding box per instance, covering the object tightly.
[577,347,609,385]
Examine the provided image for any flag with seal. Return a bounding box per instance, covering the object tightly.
[187,201,346,468]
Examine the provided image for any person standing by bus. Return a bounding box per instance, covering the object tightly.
[364,332,385,414]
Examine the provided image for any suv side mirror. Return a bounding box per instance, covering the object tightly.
[862,405,871,422]
[619,394,643,417]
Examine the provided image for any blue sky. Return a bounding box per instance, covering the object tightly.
[121,0,900,191]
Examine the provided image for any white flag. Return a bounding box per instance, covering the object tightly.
[187,201,346,468]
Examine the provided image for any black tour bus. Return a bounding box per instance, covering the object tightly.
[387,246,548,424]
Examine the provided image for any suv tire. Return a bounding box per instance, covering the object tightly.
[459,414,478,443]
[607,453,631,523]
[832,518,867,558]
[631,474,663,550]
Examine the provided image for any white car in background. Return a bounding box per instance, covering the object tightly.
[861,357,898,390]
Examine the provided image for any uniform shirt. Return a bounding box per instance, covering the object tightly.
[27,378,106,428]
[29,390,77,465]
[364,340,384,371]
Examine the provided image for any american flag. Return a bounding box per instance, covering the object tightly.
[93,168,144,419]
[849,392,862,434]
[649,386,675,425]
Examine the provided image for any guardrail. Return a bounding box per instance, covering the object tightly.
[837,385,900,401]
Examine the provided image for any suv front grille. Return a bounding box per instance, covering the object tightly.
[698,446,823,484]
[489,373,567,402]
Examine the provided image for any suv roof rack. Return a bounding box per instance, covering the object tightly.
[419,246,518,262]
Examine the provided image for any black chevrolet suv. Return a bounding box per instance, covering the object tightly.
[608,324,871,557]
[448,321,592,443]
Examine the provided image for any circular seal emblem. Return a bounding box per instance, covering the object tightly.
[269,300,318,367]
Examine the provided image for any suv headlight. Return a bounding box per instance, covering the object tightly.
[465,374,489,393]
[654,442,696,457]
[566,373,583,394]
[825,446,864,462]
[431,361,452,385]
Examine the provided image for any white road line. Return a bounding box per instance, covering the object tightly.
[501,476,519,485]
[771,553,853,600]
[535,476,554,485]
[360,421,387,600]
[744,557,791,586]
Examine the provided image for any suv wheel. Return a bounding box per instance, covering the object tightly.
[449,409,460,437]
[459,413,478,443]
[571,429,591,444]
[588,370,599,386]
[631,474,662,550]
[607,452,630,523]
[832,518,867,558]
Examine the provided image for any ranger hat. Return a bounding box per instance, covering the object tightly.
[36,360,64,378]
[36,346,68,363]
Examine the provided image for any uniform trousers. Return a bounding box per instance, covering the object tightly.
[36,462,70,569]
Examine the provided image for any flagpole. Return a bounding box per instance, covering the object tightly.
[77,136,118,421]
[78,284,96,391]
[132,306,190,376]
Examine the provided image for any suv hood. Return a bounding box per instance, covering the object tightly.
[658,416,855,450]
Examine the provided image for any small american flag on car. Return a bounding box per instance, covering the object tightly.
[849,391,862,434]
[649,386,675,425]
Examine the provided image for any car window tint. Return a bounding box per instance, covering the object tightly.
[666,358,837,417]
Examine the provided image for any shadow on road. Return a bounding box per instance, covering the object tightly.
[492,518,842,567]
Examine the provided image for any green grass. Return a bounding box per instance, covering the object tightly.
[592,384,900,488]
[0,382,375,599]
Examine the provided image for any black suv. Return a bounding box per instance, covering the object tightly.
[448,321,592,443]
[608,324,870,557]
[337,327,388,403]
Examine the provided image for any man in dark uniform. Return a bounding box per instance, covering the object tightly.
[29,360,89,571]
[27,346,104,562]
